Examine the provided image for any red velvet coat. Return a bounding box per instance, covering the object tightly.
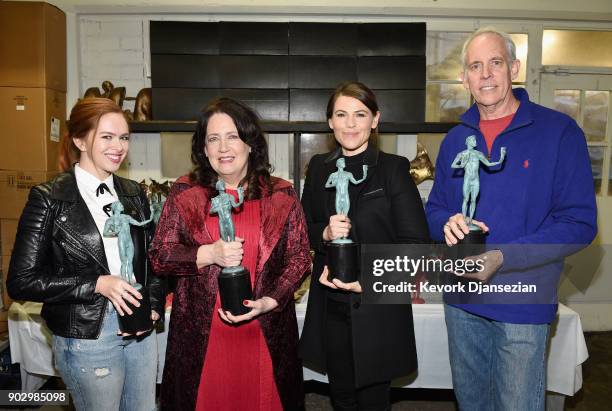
[149,175,311,411]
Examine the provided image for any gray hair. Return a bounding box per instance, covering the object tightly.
[461,27,517,68]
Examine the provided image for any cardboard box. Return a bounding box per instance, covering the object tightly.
[0,219,18,309]
[0,2,67,92]
[0,87,65,172]
[0,219,18,258]
[0,170,57,219]
[0,309,7,333]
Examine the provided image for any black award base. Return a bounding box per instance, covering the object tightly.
[445,227,487,283]
[447,228,486,260]
[326,241,359,283]
[444,227,488,304]
[118,283,152,334]
[457,228,486,258]
[218,267,253,316]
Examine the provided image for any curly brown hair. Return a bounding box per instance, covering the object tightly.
[190,97,273,199]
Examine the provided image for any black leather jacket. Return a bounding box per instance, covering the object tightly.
[7,170,166,339]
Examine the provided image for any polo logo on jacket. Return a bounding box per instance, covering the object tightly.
[523,159,529,169]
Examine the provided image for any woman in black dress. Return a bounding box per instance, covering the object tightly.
[299,82,430,410]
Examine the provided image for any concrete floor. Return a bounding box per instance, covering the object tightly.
[4,331,611,410]
[566,332,612,411]
[305,383,458,410]
[307,332,612,410]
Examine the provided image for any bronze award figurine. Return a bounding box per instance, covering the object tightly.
[325,157,368,282]
[103,201,153,333]
[210,180,253,316]
[451,135,506,255]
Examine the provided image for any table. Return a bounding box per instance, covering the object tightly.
[7,302,169,391]
[8,299,587,400]
[296,300,587,397]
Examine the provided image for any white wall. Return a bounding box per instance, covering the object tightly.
[79,16,148,103]
[39,0,612,22]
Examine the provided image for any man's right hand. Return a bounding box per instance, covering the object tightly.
[323,214,352,241]
[443,213,489,246]
[197,238,244,268]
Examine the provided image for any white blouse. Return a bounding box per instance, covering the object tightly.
[74,164,122,277]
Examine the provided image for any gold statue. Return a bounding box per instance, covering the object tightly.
[83,83,152,121]
[83,81,126,108]
[410,142,435,185]
[133,88,152,121]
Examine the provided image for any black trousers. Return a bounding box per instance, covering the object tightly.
[325,298,391,411]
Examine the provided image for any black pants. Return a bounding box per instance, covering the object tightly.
[325,298,391,411]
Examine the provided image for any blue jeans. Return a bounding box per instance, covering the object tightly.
[53,304,157,411]
[444,304,549,411]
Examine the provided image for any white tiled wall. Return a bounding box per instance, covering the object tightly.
[79,18,148,107]
[79,17,159,182]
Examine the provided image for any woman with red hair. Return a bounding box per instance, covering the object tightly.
[8,98,164,411]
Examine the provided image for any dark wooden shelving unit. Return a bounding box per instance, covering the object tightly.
[130,121,457,134]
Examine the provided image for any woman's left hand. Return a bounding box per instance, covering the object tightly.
[319,266,362,293]
[151,310,160,323]
[218,296,279,324]
[118,310,160,337]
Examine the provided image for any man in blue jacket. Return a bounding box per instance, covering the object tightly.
[426,27,597,411]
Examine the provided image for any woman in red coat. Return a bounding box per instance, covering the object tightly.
[149,97,311,411]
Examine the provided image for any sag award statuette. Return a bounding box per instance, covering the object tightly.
[210,180,253,316]
[325,157,368,282]
[103,201,153,333]
[451,135,506,256]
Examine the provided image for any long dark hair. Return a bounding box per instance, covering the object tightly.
[191,97,273,199]
[59,98,127,171]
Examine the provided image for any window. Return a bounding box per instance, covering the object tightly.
[543,30,612,68]
[552,89,611,195]
[426,31,528,122]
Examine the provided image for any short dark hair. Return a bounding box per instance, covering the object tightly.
[326,82,380,145]
[191,97,273,199]
[326,81,380,120]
